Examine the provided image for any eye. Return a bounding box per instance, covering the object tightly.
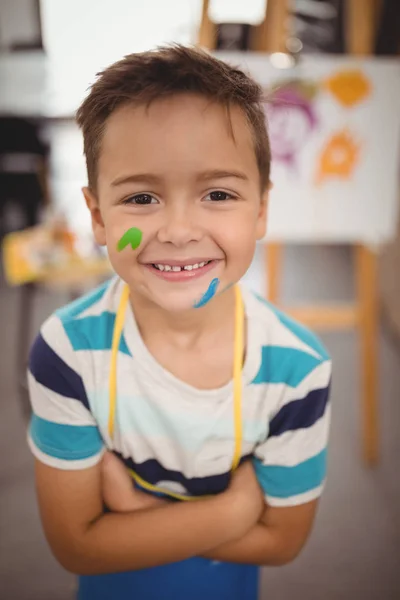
[204,190,236,202]
[122,194,158,205]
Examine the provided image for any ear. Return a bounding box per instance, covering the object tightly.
[255,182,272,241]
[82,187,106,246]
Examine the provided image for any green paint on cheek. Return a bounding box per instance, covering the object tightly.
[117,228,143,252]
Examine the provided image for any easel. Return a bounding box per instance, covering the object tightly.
[198,0,380,466]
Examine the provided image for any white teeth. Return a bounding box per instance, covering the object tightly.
[183,261,209,271]
[154,261,210,272]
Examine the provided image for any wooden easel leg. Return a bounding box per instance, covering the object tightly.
[197,0,216,48]
[265,243,283,304]
[346,0,380,466]
[251,0,288,52]
[355,244,379,465]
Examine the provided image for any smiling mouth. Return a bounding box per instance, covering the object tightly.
[144,259,219,281]
[152,260,212,272]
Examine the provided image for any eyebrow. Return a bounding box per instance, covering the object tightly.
[111,169,249,187]
[111,173,162,187]
[197,169,249,182]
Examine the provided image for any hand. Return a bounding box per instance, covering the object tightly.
[101,452,167,513]
[224,460,265,533]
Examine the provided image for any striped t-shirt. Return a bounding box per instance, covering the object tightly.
[28,277,332,507]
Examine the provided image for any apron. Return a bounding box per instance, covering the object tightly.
[78,283,259,599]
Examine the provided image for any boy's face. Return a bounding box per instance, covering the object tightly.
[84,94,268,312]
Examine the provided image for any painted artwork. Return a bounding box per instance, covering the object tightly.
[216,52,400,245]
[265,74,364,186]
[265,69,369,186]
[324,69,371,107]
[315,129,360,186]
[265,80,319,171]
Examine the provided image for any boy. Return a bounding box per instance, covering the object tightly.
[28,45,331,600]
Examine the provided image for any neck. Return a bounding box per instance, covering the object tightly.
[129,286,237,348]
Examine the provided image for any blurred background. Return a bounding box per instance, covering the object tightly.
[0,1,399,599]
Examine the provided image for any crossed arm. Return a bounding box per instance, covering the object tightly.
[34,453,318,576]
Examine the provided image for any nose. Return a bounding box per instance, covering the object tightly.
[157,202,203,247]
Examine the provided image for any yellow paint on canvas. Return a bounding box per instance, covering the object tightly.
[325,69,371,107]
[315,130,360,185]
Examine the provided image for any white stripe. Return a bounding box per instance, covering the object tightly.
[284,360,332,402]
[255,405,331,467]
[269,319,323,360]
[28,372,96,426]
[243,287,324,360]
[266,483,325,507]
[28,434,105,470]
[41,314,76,372]
[77,276,121,319]
[78,303,111,319]
[87,385,267,452]
[83,350,134,399]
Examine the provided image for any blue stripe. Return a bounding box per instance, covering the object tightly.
[30,414,103,460]
[63,312,131,355]
[114,452,251,499]
[57,279,110,321]
[29,333,90,410]
[254,293,330,360]
[269,384,331,437]
[253,449,327,498]
[252,346,325,387]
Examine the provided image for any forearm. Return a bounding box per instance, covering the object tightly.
[64,496,247,575]
[202,523,296,566]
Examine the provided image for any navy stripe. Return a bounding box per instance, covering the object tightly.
[29,333,89,410]
[114,452,251,498]
[269,384,330,437]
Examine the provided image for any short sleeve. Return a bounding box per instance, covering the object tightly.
[253,359,332,507]
[27,314,105,470]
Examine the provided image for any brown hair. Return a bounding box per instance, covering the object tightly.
[76,44,270,190]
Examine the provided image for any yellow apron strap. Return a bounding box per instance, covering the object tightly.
[231,284,244,471]
[108,284,130,437]
[108,282,244,498]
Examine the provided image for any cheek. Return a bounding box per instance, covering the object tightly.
[107,243,134,281]
[104,216,146,274]
[105,212,129,242]
[218,213,258,265]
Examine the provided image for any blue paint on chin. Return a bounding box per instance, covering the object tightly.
[193,278,220,308]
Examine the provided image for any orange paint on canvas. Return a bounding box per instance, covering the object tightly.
[315,130,360,185]
[325,69,371,107]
